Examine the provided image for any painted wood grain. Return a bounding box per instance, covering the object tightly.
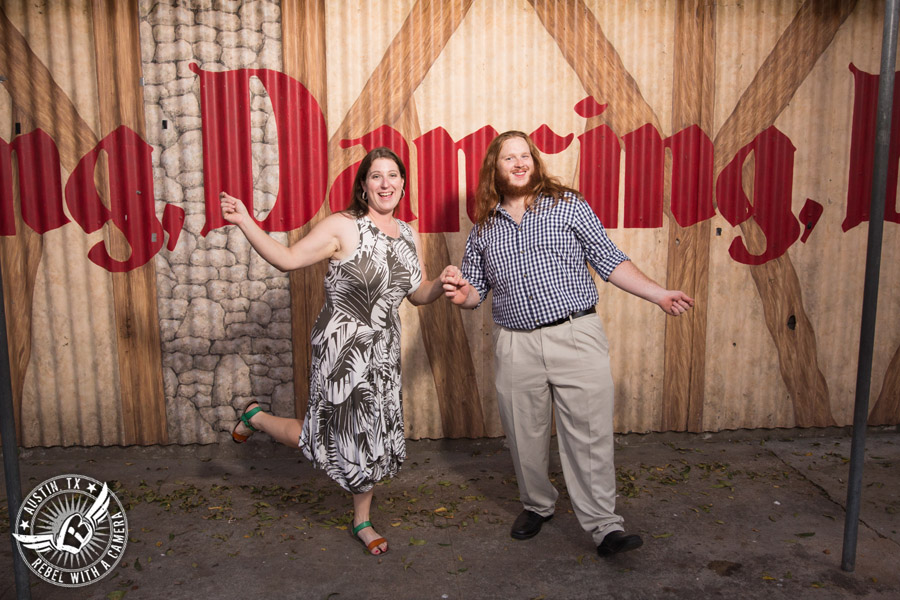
[663,0,715,432]
[529,0,660,133]
[282,0,330,421]
[1,5,124,446]
[0,109,40,444]
[712,0,856,427]
[91,0,167,444]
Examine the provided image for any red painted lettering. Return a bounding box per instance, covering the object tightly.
[845,63,900,231]
[716,126,800,265]
[530,124,574,154]
[798,198,824,244]
[413,126,497,233]
[191,64,327,235]
[623,124,664,228]
[578,124,621,228]
[64,126,170,272]
[0,129,68,235]
[664,124,715,227]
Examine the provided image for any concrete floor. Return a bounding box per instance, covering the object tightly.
[2,427,898,600]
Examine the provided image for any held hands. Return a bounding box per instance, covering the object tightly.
[659,291,695,316]
[220,192,250,226]
[440,265,470,305]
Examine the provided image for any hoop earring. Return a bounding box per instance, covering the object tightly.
[362,191,368,202]
[400,189,405,199]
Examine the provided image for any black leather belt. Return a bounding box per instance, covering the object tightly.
[537,306,595,329]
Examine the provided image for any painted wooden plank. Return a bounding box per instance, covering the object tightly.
[282,0,329,422]
[91,0,167,444]
[0,5,122,446]
[712,0,857,427]
[663,0,715,432]
[0,108,40,444]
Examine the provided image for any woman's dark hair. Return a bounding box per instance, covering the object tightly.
[346,147,407,218]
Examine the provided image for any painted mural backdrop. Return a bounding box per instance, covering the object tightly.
[0,0,898,447]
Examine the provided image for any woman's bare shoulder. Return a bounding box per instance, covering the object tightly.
[316,211,358,232]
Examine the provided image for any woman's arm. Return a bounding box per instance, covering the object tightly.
[220,192,349,271]
[406,227,448,306]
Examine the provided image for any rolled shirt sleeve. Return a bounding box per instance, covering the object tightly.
[570,198,629,281]
[461,226,490,307]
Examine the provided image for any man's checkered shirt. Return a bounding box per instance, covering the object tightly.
[461,192,629,331]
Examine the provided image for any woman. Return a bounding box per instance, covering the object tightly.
[222,147,448,555]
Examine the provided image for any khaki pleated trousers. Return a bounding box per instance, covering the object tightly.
[493,313,624,545]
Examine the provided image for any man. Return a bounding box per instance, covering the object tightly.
[442,131,694,556]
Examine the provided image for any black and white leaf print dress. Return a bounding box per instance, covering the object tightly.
[300,216,421,494]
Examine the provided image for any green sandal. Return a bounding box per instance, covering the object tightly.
[352,521,388,555]
[231,403,261,444]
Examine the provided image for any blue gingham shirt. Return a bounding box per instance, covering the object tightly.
[461,192,629,330]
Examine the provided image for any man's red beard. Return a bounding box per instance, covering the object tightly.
[495,169,539,199]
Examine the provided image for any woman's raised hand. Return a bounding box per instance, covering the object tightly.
[220,192,250,226]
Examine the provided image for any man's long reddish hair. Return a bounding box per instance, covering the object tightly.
[473,131,579,227]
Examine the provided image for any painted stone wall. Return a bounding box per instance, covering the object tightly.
[140,0,292,443]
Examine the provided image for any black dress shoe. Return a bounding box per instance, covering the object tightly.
[597,530,643,556]
[510,510,553,540]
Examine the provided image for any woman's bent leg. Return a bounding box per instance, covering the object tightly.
[236,403,303,448]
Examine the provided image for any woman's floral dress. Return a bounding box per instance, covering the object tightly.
[300,217,421,494]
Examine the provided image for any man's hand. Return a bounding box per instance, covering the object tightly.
[608,261,695,316]
[657,291,694,316]
[441,266,473,306]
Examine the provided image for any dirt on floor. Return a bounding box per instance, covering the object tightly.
[1,427,898,600]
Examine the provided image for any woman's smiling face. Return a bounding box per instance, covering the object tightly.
[364,157,405,215]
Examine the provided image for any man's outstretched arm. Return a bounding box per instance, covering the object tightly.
[607,261,694,316]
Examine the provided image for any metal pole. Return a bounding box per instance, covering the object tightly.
[841,0,900,573]
[0,265,31,597]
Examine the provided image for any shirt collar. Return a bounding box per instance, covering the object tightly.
[492,194,548,222]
